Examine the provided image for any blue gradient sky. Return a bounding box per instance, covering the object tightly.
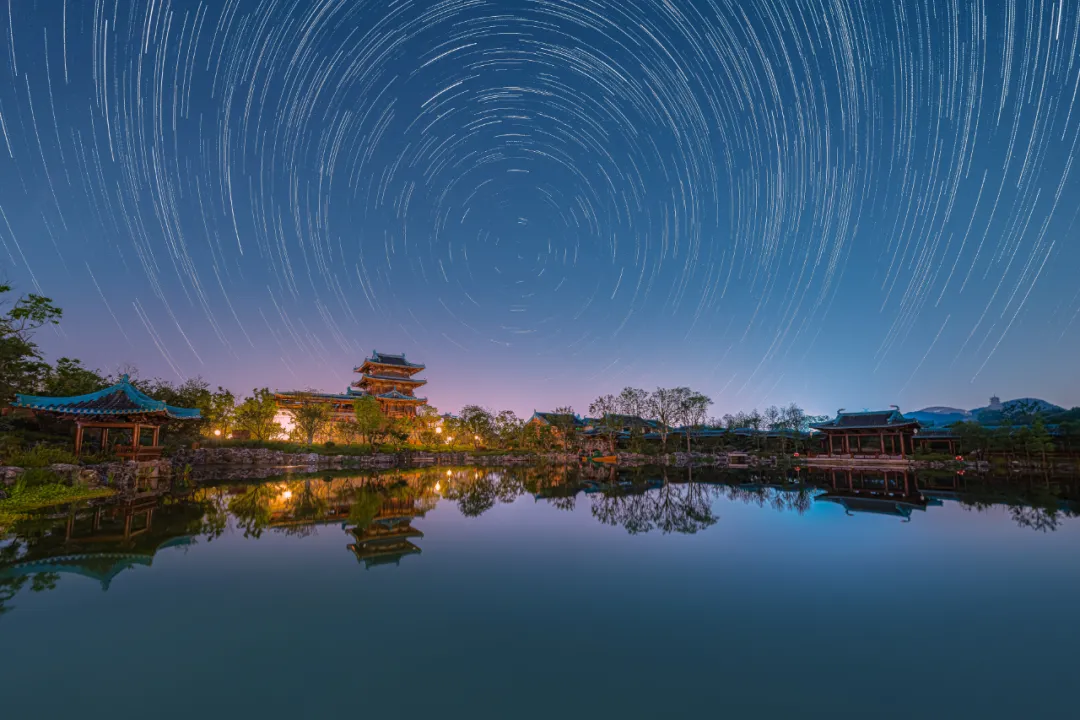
[2,0,1079,417]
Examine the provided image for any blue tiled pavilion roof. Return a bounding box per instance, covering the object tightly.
[11,375,202,419]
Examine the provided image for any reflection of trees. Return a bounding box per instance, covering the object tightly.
[279,480,328,537]
[590,481,720,535]
[227,484,275,538]
[446,473,499,517]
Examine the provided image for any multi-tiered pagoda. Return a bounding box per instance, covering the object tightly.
[352,351,427,418]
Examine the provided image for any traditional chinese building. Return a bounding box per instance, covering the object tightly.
[810,408,921,459]
[10,375,201,459]
[273,388,366,425]
[272,351,428,430]
[352,351,428,417]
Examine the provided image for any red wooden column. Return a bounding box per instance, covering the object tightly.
[879,433,885,455]
[74,424,84,457]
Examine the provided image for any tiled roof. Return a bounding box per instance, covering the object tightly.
[377,390,425,401]
[531,411,586,427]
[358,373,427,385]
[355,351,425,371]
[11,375,201,419]
[811,409,919,431]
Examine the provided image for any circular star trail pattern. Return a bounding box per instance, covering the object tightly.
[1,0,1078,407]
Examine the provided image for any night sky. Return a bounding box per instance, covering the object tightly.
[2,0,1079,417]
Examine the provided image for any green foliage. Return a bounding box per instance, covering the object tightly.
[234,388,282,441]
[353,395,388,444]
[203,386,236,437]
[137,376,212,441]
[42,357,109,396]
[348,488,384,528]
[458,405,494,448]
[4,445,78,468]
[291,394,332,444]
[0,284,63,404]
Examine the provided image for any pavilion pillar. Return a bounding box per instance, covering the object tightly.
[152,426,161,447]
[133,424,141,456]
[880,433,885,456]
[101,428,109,451]
[74,424,84,457]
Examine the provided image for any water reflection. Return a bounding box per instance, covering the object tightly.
[2,464,1078,615]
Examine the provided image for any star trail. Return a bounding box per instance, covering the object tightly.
[1,0,1078,414]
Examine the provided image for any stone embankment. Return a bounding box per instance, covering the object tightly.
[0,459,172,488]
[169,447,560,470]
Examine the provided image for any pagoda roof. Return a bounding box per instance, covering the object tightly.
[357,373,427,385]
[377,390,425,402]
[810,409,919,431]
[11,375,201,420]
[354,351,425,372]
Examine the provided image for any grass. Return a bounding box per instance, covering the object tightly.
[0,483,115,529]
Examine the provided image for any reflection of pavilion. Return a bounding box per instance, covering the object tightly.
[814,468,937,521]
[0,495,195,591]
[347,496,429,569]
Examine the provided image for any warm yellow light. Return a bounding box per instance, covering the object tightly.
[434,481,441,493]
[446,470,452,477]
[435,426,442,434]
[474,435,480,441]
[214,429,221,437]
[282,490,293,500]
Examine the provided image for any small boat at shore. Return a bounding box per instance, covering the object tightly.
[580,454,617,464]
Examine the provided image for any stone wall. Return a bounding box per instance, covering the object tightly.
[0,459,172,488]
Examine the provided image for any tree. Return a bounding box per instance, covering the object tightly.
[353,395,387,445]
[493,410,522,449]
[953,421,989,457]
[42,358,109,396]
[412,405,443,446]
[549,406,580,453]
[589,394,622,454]
[459,405,494,449]
[292,394,332,445]
[1027,418,1054,465]
[335,419,362,445]
[646,388,680,453]
[0,284,63,403]
[138,376,212,441]
[234,388,282,441]
[203,387,236,438]
[677,390,712,453]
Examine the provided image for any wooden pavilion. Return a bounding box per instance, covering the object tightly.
[810,408,921,459]
[10,374,202,460]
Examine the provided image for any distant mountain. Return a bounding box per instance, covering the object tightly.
[905,407,971,427]
[970,397,1064,422]
[906,398,1065,427]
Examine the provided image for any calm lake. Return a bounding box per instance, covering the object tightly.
[2,464,1078,719]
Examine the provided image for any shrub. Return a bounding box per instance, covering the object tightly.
[324,441,336,449]
[14,467,66,490]
[5,445,78,468]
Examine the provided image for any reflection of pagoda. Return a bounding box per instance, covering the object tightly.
[0,495,197,591]
[347,496,429,569]
[814,468,935,521]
